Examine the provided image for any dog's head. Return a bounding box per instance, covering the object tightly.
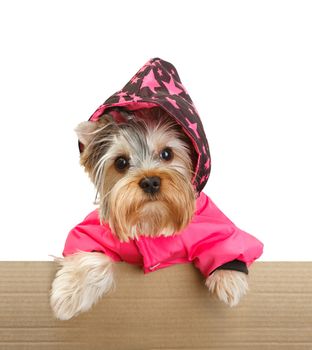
[76,107,196,242]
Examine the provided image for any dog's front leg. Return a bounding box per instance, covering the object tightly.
[50,252,114,320]
[205,270,248,307]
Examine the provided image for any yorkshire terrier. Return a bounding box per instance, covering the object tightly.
[50,107,249,320]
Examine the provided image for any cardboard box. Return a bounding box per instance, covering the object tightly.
[0,262,311,349]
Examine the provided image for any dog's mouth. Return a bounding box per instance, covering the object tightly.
[144,192,161,202]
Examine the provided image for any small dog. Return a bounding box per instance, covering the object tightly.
[50,58,263,320]
[51,108,248,320]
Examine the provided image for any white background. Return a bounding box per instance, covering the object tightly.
[0,1,311,260]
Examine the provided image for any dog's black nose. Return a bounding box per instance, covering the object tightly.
[139,176,161,194]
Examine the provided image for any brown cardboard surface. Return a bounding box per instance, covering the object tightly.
[0,262,311,350]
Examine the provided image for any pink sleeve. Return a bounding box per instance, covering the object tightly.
[182,193,264,277]
[62,210,123,262]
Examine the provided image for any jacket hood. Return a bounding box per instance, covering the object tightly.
[83,58,211,194]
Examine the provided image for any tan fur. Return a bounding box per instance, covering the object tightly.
[205,270,249,307]
[50,252,114,320]
[107,169,195,241]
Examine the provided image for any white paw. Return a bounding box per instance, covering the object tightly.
[205,270,248,307]
[50,252,114,320]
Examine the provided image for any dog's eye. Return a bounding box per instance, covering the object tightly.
[114,157,129,171]
[160,147,173,161]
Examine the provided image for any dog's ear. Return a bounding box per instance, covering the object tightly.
[75,114,114,147]
[75,121,99,146]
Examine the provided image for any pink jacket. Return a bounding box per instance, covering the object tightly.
[63,192,263,277]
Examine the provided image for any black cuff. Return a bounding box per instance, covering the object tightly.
[211,259,248,275]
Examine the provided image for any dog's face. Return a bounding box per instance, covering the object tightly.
[76,108,196,242]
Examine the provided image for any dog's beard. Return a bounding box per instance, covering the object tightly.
[99,169,195,242]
